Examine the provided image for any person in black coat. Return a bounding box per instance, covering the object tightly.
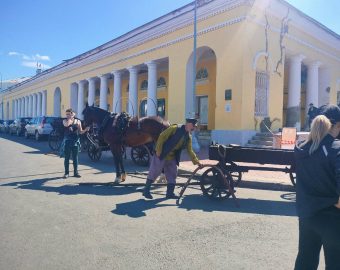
[294,105,340,270]
[307,103,318,129]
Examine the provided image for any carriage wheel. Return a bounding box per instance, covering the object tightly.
[200,167,233,200]
[80,135,90,152]
[225,161,242,187]
[131,145,150,166]
[48,130,62,151]
[289,171,296,186]
[88,144,102,161]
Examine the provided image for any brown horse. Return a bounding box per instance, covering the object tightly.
[82,104,169,182]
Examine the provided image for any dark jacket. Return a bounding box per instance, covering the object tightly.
[294,134,340,218]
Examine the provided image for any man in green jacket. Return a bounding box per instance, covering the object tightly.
[143,118,202,199]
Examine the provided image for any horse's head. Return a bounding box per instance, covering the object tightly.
[82,103,95,127]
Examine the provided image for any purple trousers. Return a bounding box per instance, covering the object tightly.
[147,155,178,184]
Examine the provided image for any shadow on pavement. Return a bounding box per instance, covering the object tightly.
[0,176,140,197]
[112,198,171,218]
[111,191,296,218]
[177,194,296,216]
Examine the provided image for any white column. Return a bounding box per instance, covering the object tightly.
[28,95,32,117]
[21,98,24,117]
[287,54,305,129]
[42,91,47,116]
[13,100,17,119]
[19,98,22,117]
[32,94,37,117]
[112,70,122,113]
[77,81,86,120]
[70,83,78,112]
[16,99,19,118]
[37,92,42,117]
[306,61,321,112]
[128,66,138,116]
[24,97,27,117]
[87,77,96,107]
[146,61,158,116]
[21,98,25,117]
[99,74,109,110]
[319,67,331,107]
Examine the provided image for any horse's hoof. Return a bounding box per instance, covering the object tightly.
[114,177,121,184]
[121,173,127,182]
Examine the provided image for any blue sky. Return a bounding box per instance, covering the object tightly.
[0,0,339,81]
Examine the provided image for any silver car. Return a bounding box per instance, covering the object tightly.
[25,116,58,141]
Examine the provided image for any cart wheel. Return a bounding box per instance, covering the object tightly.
[289,171,296,186]
[131,145,150,166]
[48,130,62,151]
[225,161,242,187]
[80,135,90,152]
[88,144,102,161]
[200,167,233,200]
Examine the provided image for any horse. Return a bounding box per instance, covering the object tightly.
[82,104,170,182]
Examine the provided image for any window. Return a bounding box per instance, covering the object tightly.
[255,71,269,117]
[157,77,166,88]
[139,98,166,118]
[140,80,148,90]
[157,99,165,118]
[196,68,208,80]
[140,100,147,117]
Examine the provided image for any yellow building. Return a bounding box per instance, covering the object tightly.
[1,0,340,145]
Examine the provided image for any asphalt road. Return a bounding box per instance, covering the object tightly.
[0,133,325,270]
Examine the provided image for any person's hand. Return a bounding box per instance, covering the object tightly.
[335,197,340,209]
[85,127,90,132]
[197,162,203,169]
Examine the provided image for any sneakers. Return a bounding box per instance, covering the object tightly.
[74,174,81,178]
[63,174,69,179]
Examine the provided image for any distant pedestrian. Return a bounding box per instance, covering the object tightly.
[294,105,340,269]
[62,109,89,178]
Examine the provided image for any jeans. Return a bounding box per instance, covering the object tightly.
[64,142,79,175]
[295,207,340,270]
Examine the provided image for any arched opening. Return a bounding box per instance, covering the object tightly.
[54,87,62,117]
[186,46,217,130]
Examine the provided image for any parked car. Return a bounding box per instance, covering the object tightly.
[0,120,14,134]
[25,116,58,141]
[9,117,32,136]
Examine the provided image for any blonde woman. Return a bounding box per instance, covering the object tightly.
[294,105,340,270]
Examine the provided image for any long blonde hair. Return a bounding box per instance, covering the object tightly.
[300,115,331,155]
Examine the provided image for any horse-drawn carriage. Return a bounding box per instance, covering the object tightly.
[48,116,154,166]
[178,143,296,202]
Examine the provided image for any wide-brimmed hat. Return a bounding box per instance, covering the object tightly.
[185,118,198,127]
[319,105,340,124]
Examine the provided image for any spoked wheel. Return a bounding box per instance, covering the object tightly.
[200,167,233,200]
[48,130,62,151]
[88,144,102,161]
[80,135,90,152]
[131,145,150,166]
[225,161,242,187]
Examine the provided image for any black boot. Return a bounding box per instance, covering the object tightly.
[166,183,178,199]
[143,179,153,199]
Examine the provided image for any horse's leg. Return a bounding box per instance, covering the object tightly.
[110,146,121,183]
[119,146,126,182]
